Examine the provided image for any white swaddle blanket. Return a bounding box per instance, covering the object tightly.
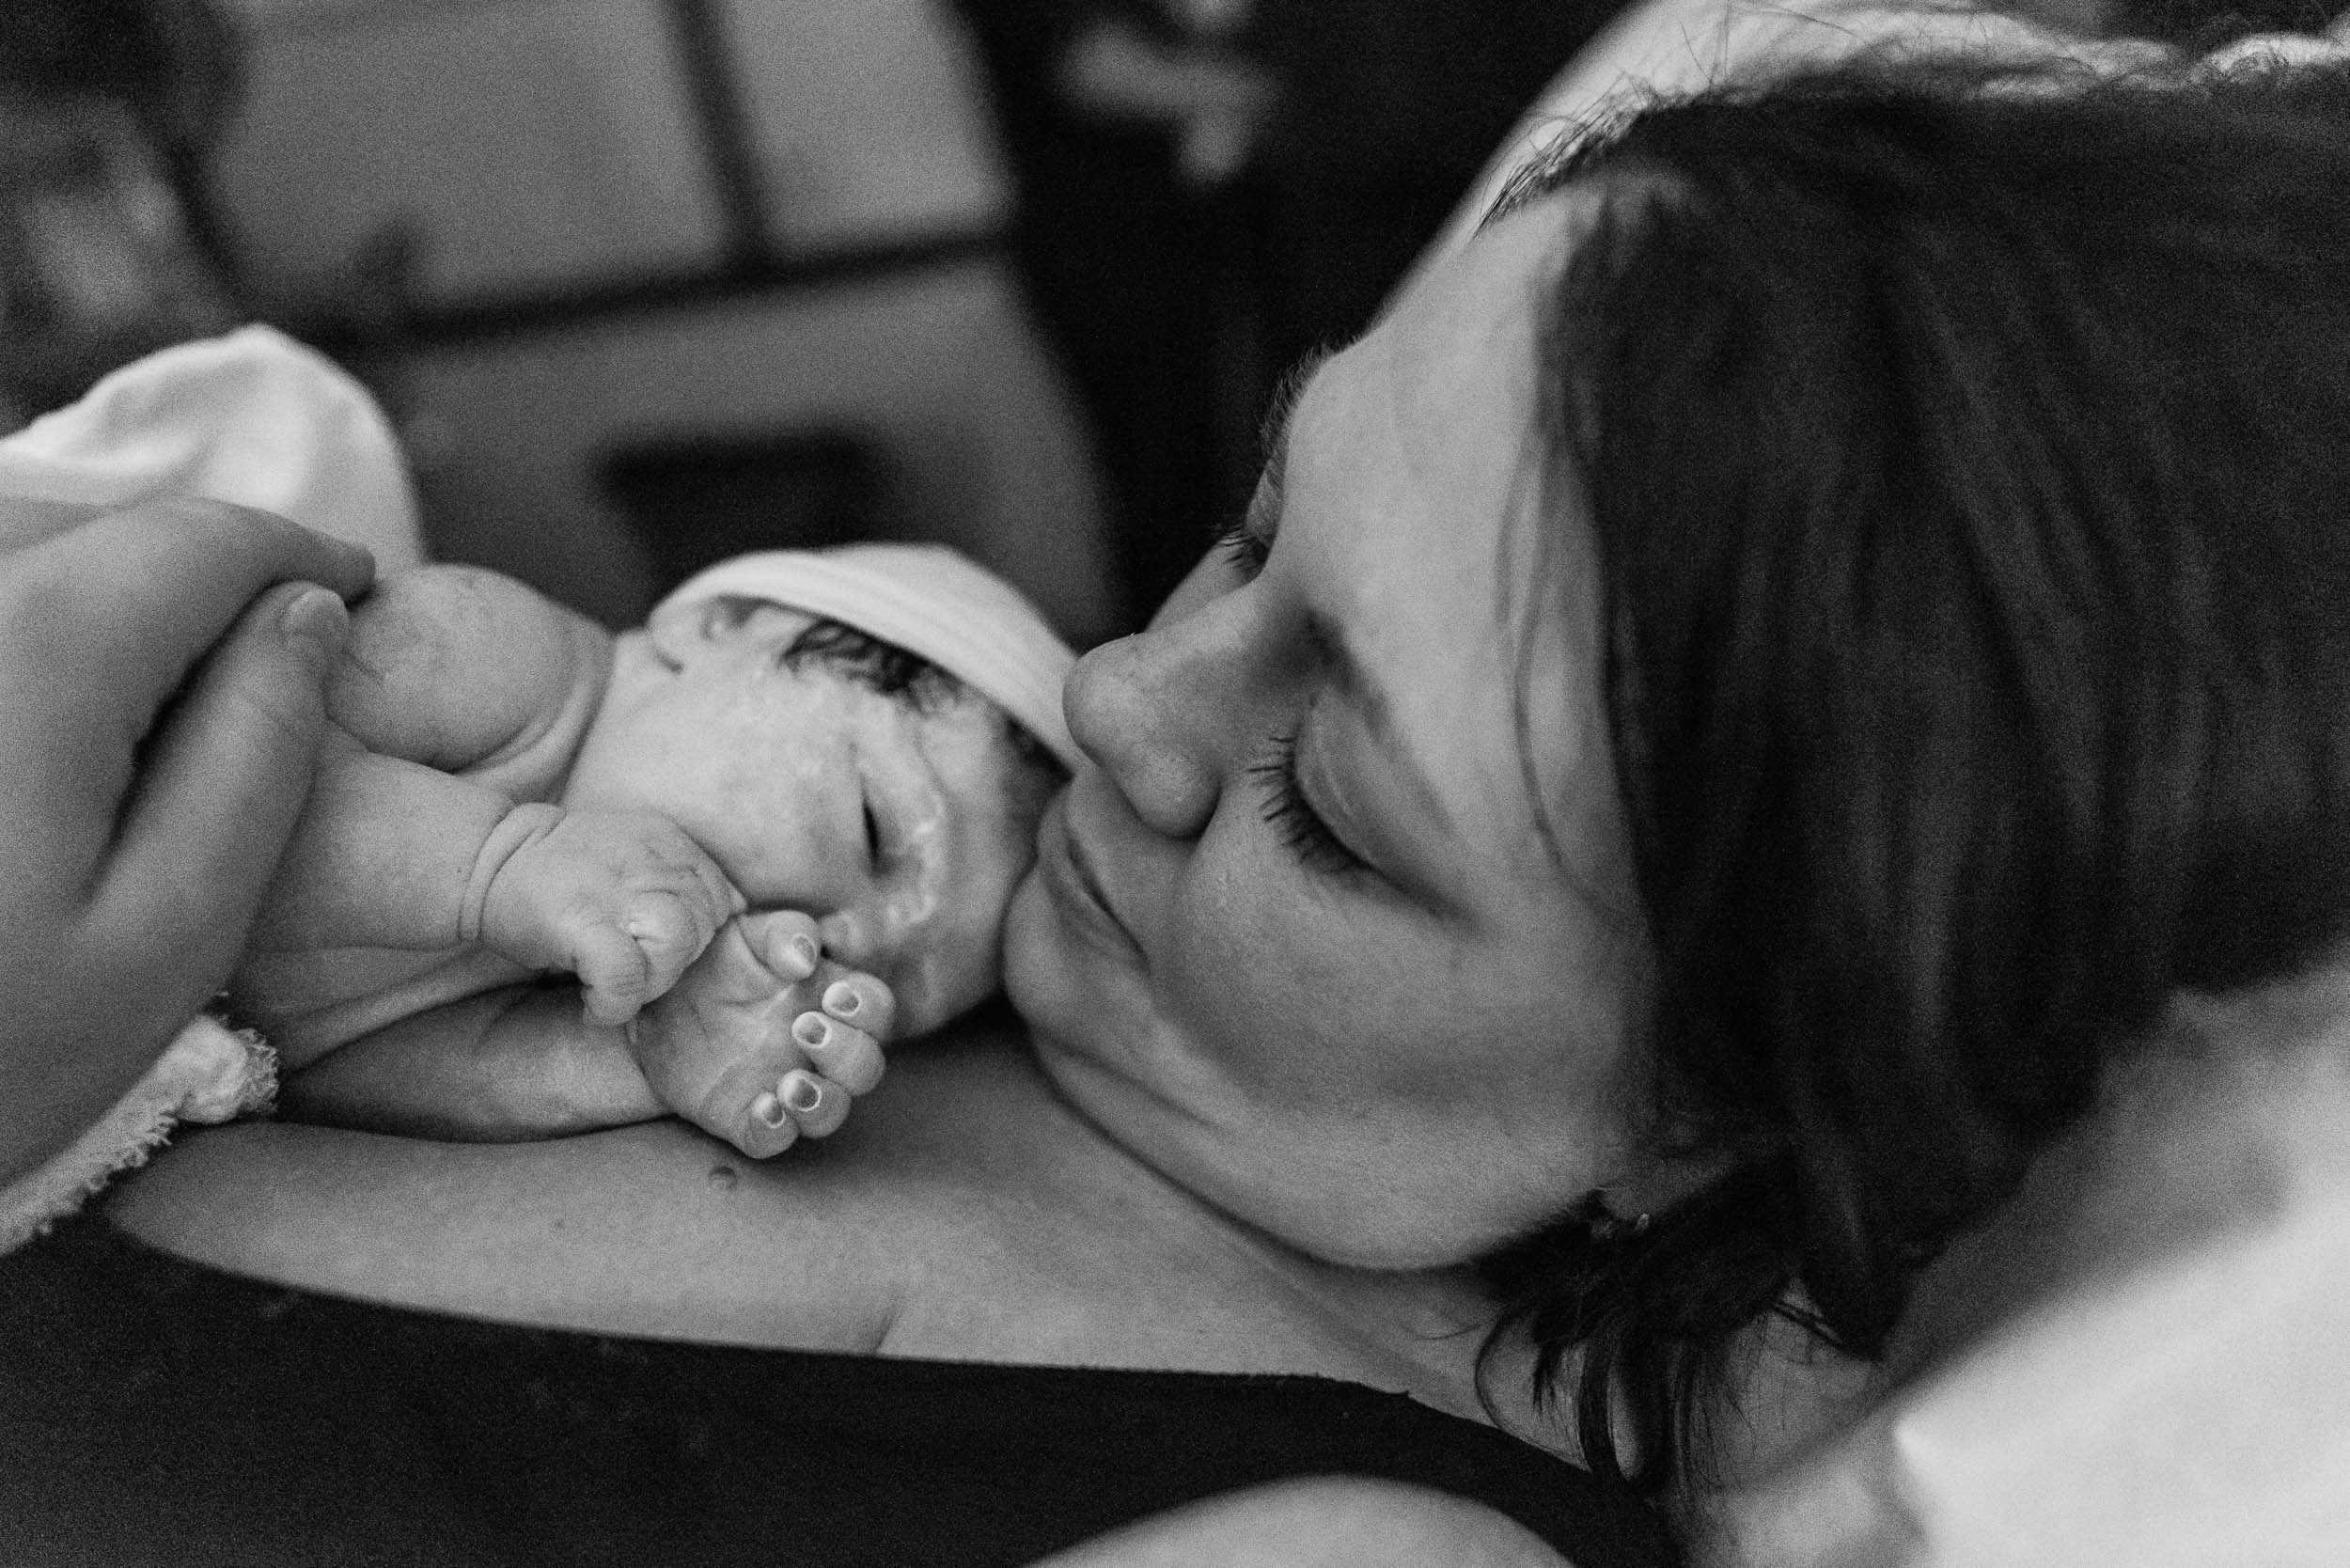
[0,328,426,1251]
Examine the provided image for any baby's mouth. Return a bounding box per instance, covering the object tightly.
[818,909,869,962]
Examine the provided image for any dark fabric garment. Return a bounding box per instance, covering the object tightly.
[0,1213,1675,1568]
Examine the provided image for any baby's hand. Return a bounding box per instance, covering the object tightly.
[627,909,895,1159]
[471,803,742,1025]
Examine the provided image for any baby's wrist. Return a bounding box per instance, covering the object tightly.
[459,801,566,946]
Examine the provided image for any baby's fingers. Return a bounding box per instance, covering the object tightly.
[738,909,822,985]
[623,890,716,997]
[791,1008,884,1097]
[817,972,895,1044]
[575,921,657,1026]
[778,1069,853,1137]
[685,847,745,930]
[742,1090,801,1156]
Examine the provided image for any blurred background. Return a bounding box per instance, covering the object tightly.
[0,0,1636,641]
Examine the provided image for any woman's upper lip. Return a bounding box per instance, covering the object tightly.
[1048,787,1138,954]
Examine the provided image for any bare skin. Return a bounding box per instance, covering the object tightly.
[238,564,923,1158]
[117,192,1729,1567]
[0,495,371,1184]
[114,1033,1507,1418]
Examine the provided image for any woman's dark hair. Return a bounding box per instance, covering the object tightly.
[1479,59,2350,1490]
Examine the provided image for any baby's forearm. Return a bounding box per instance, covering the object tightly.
[247,725,538,955]
[277,982,664,1140]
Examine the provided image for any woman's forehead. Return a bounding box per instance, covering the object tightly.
[1277,190,1621,882]
[1386,200,1580,442]
[1293,196,1590,649]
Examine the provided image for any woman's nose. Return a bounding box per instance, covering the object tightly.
[1064,611,1246,841]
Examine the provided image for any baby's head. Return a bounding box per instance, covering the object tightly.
[566,545,1077,1037]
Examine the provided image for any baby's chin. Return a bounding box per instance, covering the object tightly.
[888,935,1006,1043]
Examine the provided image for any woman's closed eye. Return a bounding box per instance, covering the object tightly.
[862,797,885,871]
[1251,730,1369,880]
[1216,345,1320,586]
[1215,510,1271,580]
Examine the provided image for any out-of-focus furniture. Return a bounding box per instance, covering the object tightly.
[204,0,1115,639]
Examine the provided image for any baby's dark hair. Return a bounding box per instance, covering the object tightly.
[780,612,1067,782]
[783,617,954,709]
[1479,58,2350,1493]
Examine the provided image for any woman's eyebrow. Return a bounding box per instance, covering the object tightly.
[1252,347,1335,542]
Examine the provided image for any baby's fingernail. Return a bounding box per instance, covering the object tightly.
[786,934,819,974]
[278,584,348,653]
[823,980,860,1017]
[793,1013,830,1049]
[752,1092,787,1128]
[782,1073,824,1114]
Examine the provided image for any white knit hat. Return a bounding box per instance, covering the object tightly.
[657,544,1082,772]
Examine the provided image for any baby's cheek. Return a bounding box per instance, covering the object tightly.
[911,902,1026,1038]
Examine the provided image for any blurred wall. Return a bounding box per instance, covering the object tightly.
[212,0,1012,301]
[200,0,1114,639]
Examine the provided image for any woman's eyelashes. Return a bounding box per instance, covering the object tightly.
[1214,510,1272,579]
[1251,731,1368,880]
[1214,455,1284,581]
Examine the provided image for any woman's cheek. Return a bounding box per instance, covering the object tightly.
[1158,872,1314,1073]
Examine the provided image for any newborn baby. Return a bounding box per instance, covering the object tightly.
[233,544,1076,1158]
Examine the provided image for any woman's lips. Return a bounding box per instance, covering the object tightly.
[1039,792,1139,960]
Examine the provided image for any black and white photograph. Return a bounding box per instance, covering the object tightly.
[4,0,2347,1562]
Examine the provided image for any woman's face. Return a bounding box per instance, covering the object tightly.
[1004,192,1653,1269]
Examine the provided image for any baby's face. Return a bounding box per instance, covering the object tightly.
[566,596,1054,1037]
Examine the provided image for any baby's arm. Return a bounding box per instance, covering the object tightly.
[252,567,892,1153]
[283,910,894,1154]
[247,567,736,1026]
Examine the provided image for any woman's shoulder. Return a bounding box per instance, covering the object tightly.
[1029,1477,1578,1568]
